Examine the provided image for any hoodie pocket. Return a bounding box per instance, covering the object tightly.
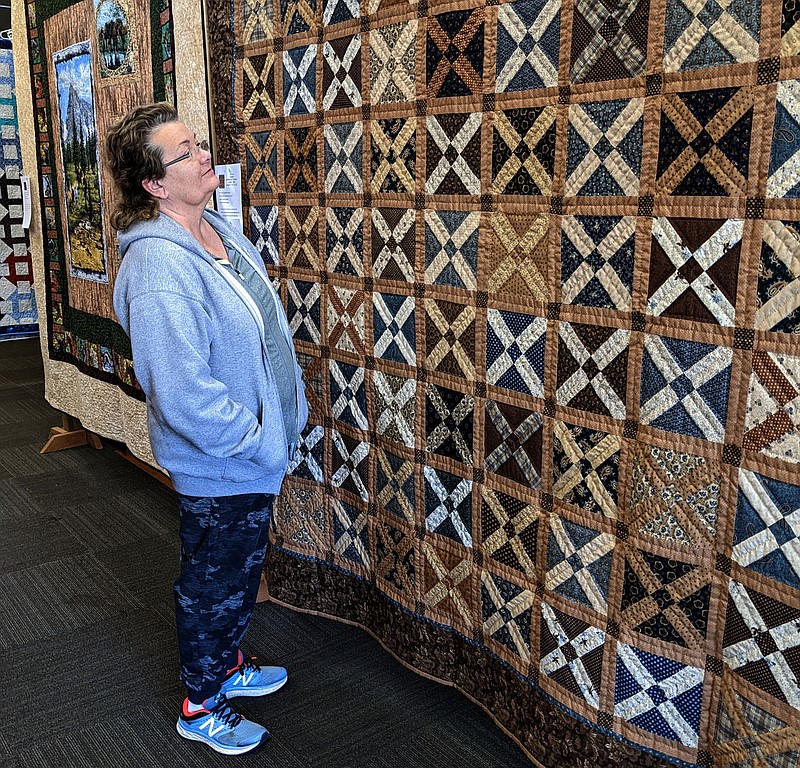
[221,456,269,483]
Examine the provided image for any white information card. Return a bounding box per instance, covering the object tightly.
[214,163,243,233]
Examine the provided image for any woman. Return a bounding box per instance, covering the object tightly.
[107,102,308,755]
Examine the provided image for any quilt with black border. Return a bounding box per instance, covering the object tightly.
[208,1,800,765]
[23,0,176,393]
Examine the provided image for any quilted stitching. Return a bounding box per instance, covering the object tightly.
[496,0,560,92]
[565,98,643,197]
[742,351,800,463]
[663,0,761,72]
[561,216,635,310]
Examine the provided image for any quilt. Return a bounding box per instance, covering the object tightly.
[22,0,176,394]
[0,42,37,335]
[226,0,800,764]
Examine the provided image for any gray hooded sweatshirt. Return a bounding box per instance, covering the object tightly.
[113,208,308,496]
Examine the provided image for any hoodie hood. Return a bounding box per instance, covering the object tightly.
[117,208,240,262]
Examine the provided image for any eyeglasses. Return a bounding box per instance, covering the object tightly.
[163,138,210,168]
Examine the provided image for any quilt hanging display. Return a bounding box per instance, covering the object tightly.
[224,0,800,765]
[23,0,175,392]
[0,38,37,335]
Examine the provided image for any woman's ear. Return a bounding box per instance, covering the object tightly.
[142,177,167,200]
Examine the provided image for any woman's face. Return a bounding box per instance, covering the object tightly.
[149,121,218,210]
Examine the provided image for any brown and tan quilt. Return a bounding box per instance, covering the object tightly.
[207,1,800,765]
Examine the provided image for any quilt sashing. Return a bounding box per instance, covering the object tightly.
[213,0,800,761]
[742,351,800,464]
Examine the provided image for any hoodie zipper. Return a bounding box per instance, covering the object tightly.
[211,259,290,455]
[223,236,303,439]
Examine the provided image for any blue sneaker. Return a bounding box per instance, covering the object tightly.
[176,693,270,755]
[220,653,288,698]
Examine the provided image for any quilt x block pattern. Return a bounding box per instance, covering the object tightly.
[215,0,800,763]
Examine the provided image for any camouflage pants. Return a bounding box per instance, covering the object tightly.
[174,492,274,703]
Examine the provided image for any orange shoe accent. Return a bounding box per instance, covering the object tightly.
[226,649,245,675]
[182,698,209,717]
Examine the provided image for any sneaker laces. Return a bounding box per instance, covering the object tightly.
[238,657,261,676]
[207,693,243,729]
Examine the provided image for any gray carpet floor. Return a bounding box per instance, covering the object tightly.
[0,338,533,768]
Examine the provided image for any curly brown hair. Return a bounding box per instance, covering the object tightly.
[105,102,178,231]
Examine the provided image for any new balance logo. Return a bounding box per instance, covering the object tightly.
[233,670,256,687]
[198,717,228,738]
